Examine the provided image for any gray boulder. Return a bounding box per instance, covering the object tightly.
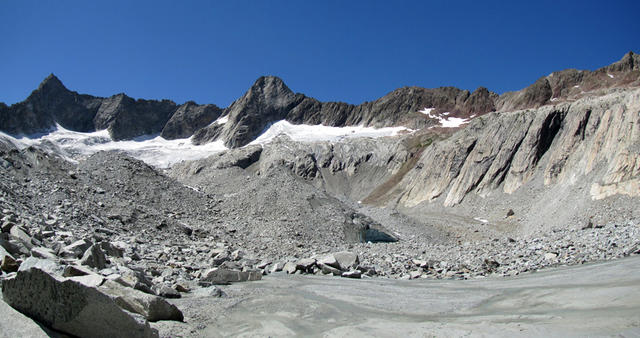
[60,239,92,258]
[199,268,262,285]
[333,252,360,271]
[99,280,184,322]
[31,246,57,260]
[0,246,18,273]
[80,244,108,269]
[2,267,158,338]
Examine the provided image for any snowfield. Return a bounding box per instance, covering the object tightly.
[1,121,411,168]
[250,120,411,145]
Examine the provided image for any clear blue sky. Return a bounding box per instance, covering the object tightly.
[1,1,638,107]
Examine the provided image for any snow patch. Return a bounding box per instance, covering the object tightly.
[0,125,227,168]
[418,108,435,116]
[607,73,615,78]
[215,115,229,125]
[419,107,470,128]
[249,120,410,145]
[474,217,489,224]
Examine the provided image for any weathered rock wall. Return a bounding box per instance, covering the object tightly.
[398,88,640,208]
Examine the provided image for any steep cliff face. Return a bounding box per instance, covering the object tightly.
[213,76,304,148]
[397,88,640,208]
[161,101,222,140]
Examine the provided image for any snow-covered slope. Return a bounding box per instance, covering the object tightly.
[1,122,411,168]
[250,120,410,145]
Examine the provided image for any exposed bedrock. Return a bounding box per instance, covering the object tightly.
[398,88,640,208]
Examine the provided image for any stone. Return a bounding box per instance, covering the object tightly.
[544,252,558,260]
[114,267,153,290]
[99,280,184,322]
[60,239,91,258]
[199,268,262,285]
[1,221,14,233]
[333,251,360,271]
[9,226,32,249]
[153,284,181,299]
[283,262,298,274]
[80,244,108,269]
[409,270,423,279]
[30,246,57,260]
[296,258,317,271]
[270,262,283,273]
[0,238,23,256]
[506,209,515,217]
[1,246,18,273]
[320,263,342,276]
[318,254,339,269]
[100,241,125,258]
[2,267,158,337]
[212,251,231,266]
[341,270,362,279]
[173,282,190,293]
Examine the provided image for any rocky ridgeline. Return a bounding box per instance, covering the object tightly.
[2,52,637,148]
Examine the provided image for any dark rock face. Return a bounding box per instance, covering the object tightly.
[161,101,222,140]
[94,94,177,141]
[0,74,101,135]
[217,76,305,148]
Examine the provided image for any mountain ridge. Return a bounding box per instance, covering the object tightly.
[1,52,638,146]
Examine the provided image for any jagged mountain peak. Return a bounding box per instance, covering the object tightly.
[35,73,68,94]
[606,50,640,72]
[244,75,295,102]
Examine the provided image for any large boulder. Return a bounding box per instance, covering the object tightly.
[1,267,158,338]
[80,244,108,269]
[99,280,184,322]
[332,252,360,271]
[199,268,262,285]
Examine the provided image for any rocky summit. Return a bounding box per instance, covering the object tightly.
[0,52,639,336]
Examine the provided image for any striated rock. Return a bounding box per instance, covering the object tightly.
[399,87,640,207]
[2,267,158,337]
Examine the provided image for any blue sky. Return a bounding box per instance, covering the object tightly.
[1,1,638,107]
